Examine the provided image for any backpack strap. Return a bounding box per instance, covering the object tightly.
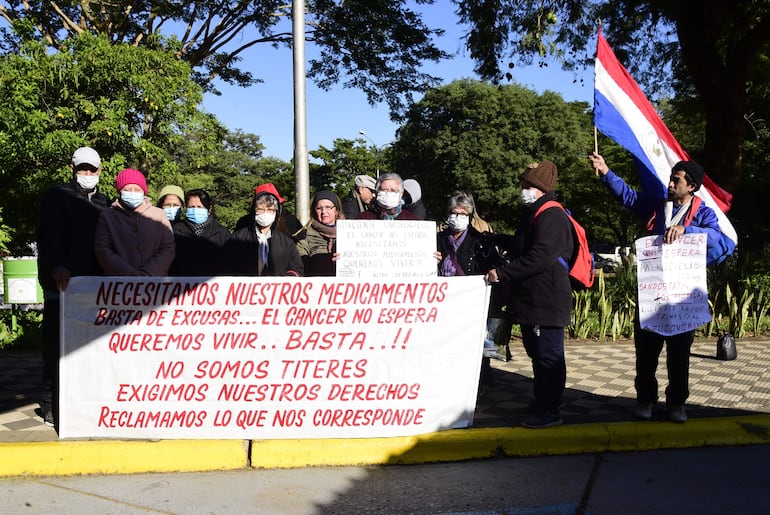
[533,201,570,271]
[646,195,703,232]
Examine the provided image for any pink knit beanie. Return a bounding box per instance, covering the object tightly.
[115,168,147,194]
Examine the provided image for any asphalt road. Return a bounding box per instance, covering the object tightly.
[2,445,769,514]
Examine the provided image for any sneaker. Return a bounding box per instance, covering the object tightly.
[668,405,687,423]
[521,413,563,429]
[634,402,653,420]
[42,407,55,427]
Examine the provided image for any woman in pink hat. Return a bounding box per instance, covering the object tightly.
[94,168,175,276]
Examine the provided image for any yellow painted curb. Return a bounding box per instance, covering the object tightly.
[0,439,249,477]
[3,415,769,476]
[251,415,770,468]
[251,428,506,468]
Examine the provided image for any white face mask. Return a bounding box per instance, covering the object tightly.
[521,188,539,205]
[447,213,469,232]
[76,174,99,190]
[377,190,401,210]
[255,212,276,227]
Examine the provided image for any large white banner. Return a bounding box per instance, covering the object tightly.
[336,220,437,279]
[636,234,710,336]
[60,276,489,440]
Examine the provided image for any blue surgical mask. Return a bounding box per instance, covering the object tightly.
[120,191,144,209]
[186,207,209,224]
[163,207,181,221]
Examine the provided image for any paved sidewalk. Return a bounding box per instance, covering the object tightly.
[2,338,769,475]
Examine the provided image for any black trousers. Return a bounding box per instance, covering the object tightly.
[521,324,566,415]
[634,323,694,407]
[41,297,60,417]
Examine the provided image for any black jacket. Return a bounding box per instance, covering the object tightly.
[169,218,231,276]
[36,181,111,291]
[220,220,303,277]
[406,199,428,220]
[234,209,303,240]
[496,192,573,327]
[341,190,370,221]
[437,226,498,276]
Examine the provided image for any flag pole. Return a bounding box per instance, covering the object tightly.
[593,19,601,176]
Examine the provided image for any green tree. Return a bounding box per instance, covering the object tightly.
[455,0,770,191]
[174,129,295,231]
[309,138,386,200]
[392,80,638,244]
[0,0,447,117]
[0,32,224,249]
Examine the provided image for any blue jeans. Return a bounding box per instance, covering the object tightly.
[521,324,566,415]
[634,324,694,407]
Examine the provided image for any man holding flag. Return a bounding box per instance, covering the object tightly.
[589,30,736,423]
[589,153,722,423]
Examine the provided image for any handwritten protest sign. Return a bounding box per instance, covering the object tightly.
[59,276,489,440]
[636,234,710,336]
[335,220,437,279]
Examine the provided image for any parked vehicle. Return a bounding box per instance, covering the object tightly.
[592,245,635,272]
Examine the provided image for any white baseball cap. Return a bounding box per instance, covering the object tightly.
[72,147,101,169]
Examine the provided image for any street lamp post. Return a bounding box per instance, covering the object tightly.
[358,130,383,178]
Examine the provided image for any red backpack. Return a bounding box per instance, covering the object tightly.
[533,201,595,289]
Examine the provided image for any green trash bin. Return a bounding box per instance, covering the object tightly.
[2,257,44,304]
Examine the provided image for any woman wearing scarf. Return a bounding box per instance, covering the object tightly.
[437,191,501,389]
[296,191,344,276]
[355,172,420,221]
[220,183,303,277]
[169,188,231,276]
[437,191,498,277]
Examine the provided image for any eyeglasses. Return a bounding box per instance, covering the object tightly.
[255,208,277,214]
[315,205,336,212]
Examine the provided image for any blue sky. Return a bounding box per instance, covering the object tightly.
[201,2,594,162]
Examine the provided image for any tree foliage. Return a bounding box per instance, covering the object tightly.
[0,32,224,249]
[454,0,770,191]
[172,129,295,231]
[391,79,638,244]
[309,138,388,201]
[0,0,447,117]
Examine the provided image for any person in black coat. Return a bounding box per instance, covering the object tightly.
[341,174,376,220]
[485,161,573,429]
[36,146,111,427]
[220,183,303,277]
[234,183,303,240]
[437,191,501,389]
[403,178,429,220]
[437,193,498,276]
[169,189,231,276]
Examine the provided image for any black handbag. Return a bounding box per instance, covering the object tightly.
[716,333,737,360]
